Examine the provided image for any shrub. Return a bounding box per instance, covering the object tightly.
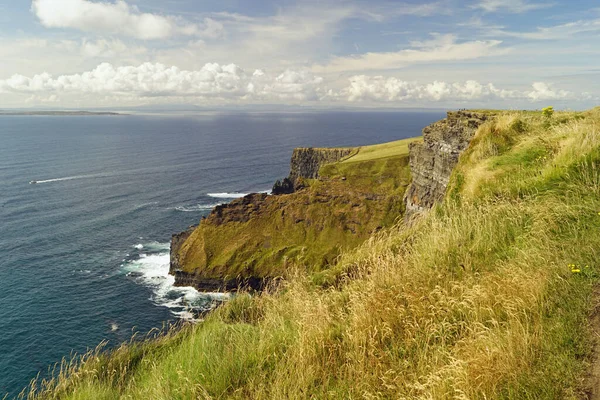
[542,106,554,118]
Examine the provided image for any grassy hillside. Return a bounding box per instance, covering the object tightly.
[175,137,417,280]
[23,109,600,399]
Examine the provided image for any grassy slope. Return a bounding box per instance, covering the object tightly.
[24,110,600,399]
[176,138,417,279]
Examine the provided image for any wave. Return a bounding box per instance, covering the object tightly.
[174,202,224,212]
[122,242,228,320]
[207,190,271,199]
[207,192,249,199]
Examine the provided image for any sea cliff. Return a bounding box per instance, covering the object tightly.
[31,108,600,399]
[404,110,490,218]
[170,139,416,291]
[170,111,489,292]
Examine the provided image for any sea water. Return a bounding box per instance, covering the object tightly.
[0,110,444,396]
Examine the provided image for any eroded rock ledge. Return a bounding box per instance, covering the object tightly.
[404,111,490,219]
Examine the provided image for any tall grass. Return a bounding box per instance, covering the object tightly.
[22,108,600,399]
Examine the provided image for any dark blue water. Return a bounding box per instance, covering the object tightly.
[0,111,444,397]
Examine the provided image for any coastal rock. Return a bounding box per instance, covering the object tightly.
[171,142,411,292]
[170,225,195,275]
[273,147,355,193]
[404,111,490,219]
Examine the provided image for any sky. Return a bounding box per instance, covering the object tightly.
[0,0,598,109]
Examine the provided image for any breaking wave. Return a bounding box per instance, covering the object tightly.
[121,242,228,320]
[174,203,224,212]
[207,192,249,199]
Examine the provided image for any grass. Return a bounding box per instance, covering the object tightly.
[20,108,600,399]
[339,137,419,164]
[176,137,418,279]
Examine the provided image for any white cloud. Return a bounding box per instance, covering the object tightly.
[342,75,573,103]
[313,34,507,73]
[473,0,553,13]
[527,82,571,101]
[31,0,221,39]
[0,62,325,102]
[489,18,600,40]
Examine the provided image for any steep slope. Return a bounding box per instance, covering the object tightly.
[170,138,416,291]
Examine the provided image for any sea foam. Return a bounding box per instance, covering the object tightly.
[174,202,224,212]
[207,192,249,199]
[122,242,228,320]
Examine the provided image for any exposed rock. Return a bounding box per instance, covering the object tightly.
[272,177,294,195]
[170,143,411,292]
[210,193,270,224]
[404,111,491,219]
[273,147,355,193]
[171,271,266,292]
[170,225,196,276]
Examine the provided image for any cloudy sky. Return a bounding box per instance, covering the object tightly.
[0,0,598,109]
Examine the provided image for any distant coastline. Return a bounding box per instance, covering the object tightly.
[0,110,124,116]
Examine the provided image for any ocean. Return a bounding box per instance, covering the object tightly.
[0,110,444,397]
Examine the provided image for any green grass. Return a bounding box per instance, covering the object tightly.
[176,137,418,279]
[339,137,419,164]
[22,108,600,399]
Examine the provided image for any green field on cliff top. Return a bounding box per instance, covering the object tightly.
[23,108,600,399]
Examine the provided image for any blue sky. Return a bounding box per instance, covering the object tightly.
[0,0,598,109]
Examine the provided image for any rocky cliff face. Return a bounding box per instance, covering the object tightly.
[273,147,355,193]
[404,111,490,219]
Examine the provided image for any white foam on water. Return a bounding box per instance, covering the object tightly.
[122,242,229,319]
[134,244,144,250]
[174,202,224,212]
[33,173,107,184]
[207,192,249,199]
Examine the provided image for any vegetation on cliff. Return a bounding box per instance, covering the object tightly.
[172,138,417,287]
[23,108,600,399]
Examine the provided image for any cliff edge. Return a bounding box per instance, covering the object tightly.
[170,111,494,292]
[404,110,490,219]
[170,139,415,292]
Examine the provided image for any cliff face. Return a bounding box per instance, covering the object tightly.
[273,147,355,193]
[171,139,414,292]
[288,147,355,181]
[404,111,490,218]
[170,111,493,292]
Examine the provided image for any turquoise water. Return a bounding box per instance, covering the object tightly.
[0,111,444,397]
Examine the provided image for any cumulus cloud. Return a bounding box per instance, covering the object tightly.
[0,62,325,102]
[313,34,507,73]
[527,82,571,101]
[31,0,221,39]
[0,62,581,106]
[343,75,572,103]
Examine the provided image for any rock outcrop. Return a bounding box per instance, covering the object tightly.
[171,142,412,292]
[273,147,355,193]
[404,111,490,219]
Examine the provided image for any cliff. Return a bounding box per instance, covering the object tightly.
[404,111,491,218]
[170,138,415,292]
[273,147,355,194]
[36,109,600,399]
[170,111,495,292]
